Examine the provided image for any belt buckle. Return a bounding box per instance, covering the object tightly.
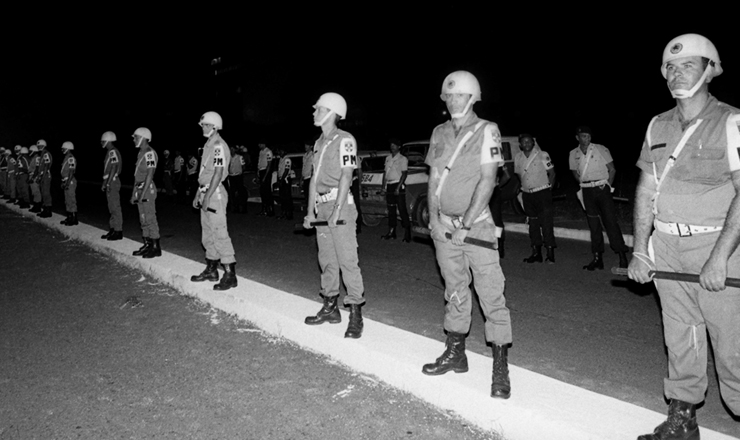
[451,217,462,229]
[676,223,692,237]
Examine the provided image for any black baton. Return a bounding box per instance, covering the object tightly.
[294,220,346,230]
[611,267,740,288]
[412,226,498,250]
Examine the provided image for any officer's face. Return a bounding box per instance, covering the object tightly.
[665,56,705,92]
[201,123,214,137]
[576,133,591,147]
[390,143,400,154]
[443,93,472,116]
[133,135,143,148]
[313,106,330,125]
[520,137,535,153]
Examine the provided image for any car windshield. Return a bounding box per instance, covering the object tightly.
[402,143,429,167]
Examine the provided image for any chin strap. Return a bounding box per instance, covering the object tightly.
[670,64,713,99]
[450,96,475,119]
[314,110,335,127]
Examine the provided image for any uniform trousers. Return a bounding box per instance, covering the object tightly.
[41,173,52,207]
[0,170,6,195]
[107,178,123,231]
[30,181,41,203]
[434,218,512,344]
[258,170,273,212]
[63,178,77,212]
[302,178,311,213]
[227,174,246,212]
[200,184,235,264]
[386,182,409,230]
[488,185,504,231]
[652,230,740,414]
[163,171,174,196]
[17,173,30,203]
[315,200,364,305]
[522,188,556,247]
[8,172,16,199]
[278,178,293,219]
[351,178,363,230]
[135,182,159,239]
[582,185,628,253]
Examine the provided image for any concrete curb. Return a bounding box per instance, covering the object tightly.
[4,201,733,439]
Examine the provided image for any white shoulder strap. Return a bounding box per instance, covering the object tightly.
[725,114,740,172]
[435,121,486,198]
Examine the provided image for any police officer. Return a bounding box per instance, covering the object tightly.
[59,142,78,226]
[37,139,53,218]
[276,148,293,220]
[190,111,238,291]
[101,131,123,241]
[629,34,740,440]
[15,146,31,209]
[303,92,366,339]
[28,145,42,213]
[256,142,275,216]
[227,146,246,213]
[7,146,19,204]
[515,134,556,263]
[422,71,512,399]
[569,126,629,270]
[162,149,174,200]
[381,138,411,242]
[0,148,7,197]
[130,128,161,258]
[186,151,199,205]
[173,150,186,203]
[301,141,314,214]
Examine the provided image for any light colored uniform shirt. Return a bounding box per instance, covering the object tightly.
[61,153,76,179]
[229,153,243,176]
[199,135,230,186]
[636,95,740,226]
[302,150,314,180]
[258,148,273,171]
[103,148,122,180]
[312,128,357,194]
[569,143,612,182]
[384,153,408,183]
[174,156,184,173]
[425,113,504,216]
[514,147,553,191]
[134,148,158,183]
[187,157,198,175]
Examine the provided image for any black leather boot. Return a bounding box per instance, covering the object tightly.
[38,206,52,218]
[68,213,78,225]
[142,238,161,258]
[132,238,152,256]
[107,230,123,241]
[344,304,364,338]
[618,251,629,269]
[214,263,237,290]
[305,294,341,325]
[402,228,411,243]
[637,399,699,440]
[381,227,396,240]
[101,229,114,239]
[583,252,604,271]
[60,212,70,225]
[422,332,469,376]
[523,245,542,263]
[491,344,511,399]
[30,203,41,213]
[191,259,220,282]
[545,246,555,264]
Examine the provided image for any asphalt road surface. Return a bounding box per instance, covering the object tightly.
[3,182,739,437]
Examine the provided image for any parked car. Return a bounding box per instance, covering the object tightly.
[358,136,536,231]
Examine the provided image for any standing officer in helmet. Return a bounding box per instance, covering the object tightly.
[190,111,238,291]
[303,92,366,339]
[0,147,7,197]
[7,146,19,204]
[629,34,740,440]
[256,142,275,216]
[130,128,161,258]
[15,146,31,209]
[60,142,78,226]
[422,71,512,400]
[28,145,42,213]
[101,131,123,241]
[37,139,53,218]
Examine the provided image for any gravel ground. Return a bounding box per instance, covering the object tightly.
[0,211,500,440]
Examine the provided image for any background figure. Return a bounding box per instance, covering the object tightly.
[381,138,410,242]
[228,146,247,213]
[173,150,186,203]
[302,141,314,215]
[187,151,200,209]
[488,162,511,258]
[276,148,293,220]
[351,159,363,233]
[60,142,78,226]
[15,147,31,209]
[162,149,174,200]
[28,145,42,212]
[37,139,53,218]
[0,148,7,197]
[101,131,123,241]
[256,142,274,216]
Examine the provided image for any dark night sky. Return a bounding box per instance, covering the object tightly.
[2,8,738,180]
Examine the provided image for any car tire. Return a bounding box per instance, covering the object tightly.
[413,196,429,229]
[362,213,383,227]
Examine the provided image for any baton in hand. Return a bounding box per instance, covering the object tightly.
[412,226,498,250]
[294,220,346,230]
[611,267,740,288]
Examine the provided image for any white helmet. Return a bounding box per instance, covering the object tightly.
[30,145,38,153]
[662,34,721,99]
[36,139,47,148]
[199,111,223,129]
[14,145,21,152]
[62,141,74,151]
[440,71,481,118]
[20,147,29,154]
[101,131,117,143]
[313,92,347,126]
[133,127,152,141]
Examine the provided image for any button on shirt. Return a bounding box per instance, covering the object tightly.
[384,153,408,184]
[636,95,740,226]
[425,113,504,216]
[514,147,553,191]
[199,135,231,186]
[313,128,357,194]
[258,148,273,171]
[569,143,612,182]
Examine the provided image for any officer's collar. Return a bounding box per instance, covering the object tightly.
[672,94,718,124]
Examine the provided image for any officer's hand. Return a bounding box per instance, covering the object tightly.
[130,196,136,205]
[303,214,316,229]
[429,222,448,243]
[192,194,200,210]
[328,207,340,228]
[450,227,468,246]
[200,201,209,213]
[627,255,652,284]
[700,255,727,292]
[394,188,400,196]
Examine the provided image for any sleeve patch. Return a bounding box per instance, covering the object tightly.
[340,137,357,168]
[726,114,740,172]
[213,145,225,167]
[145,151,156,168]
[109,151,119,164]
[68,158,76,169]
[481,124,504,165]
